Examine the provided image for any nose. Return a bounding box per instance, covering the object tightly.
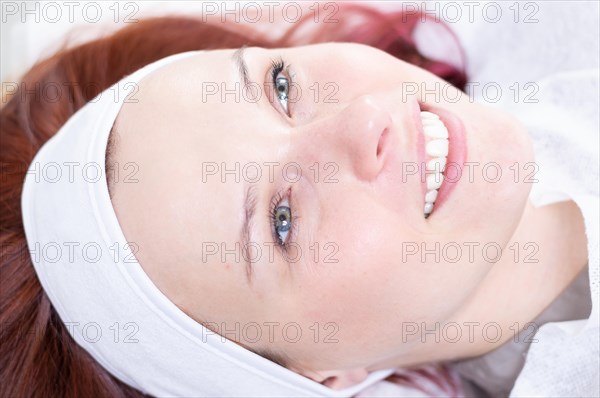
[328,95,393,182]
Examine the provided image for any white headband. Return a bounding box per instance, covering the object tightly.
[20,50,394,396]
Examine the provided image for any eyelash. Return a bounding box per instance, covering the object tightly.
[270,57,284,78]
[268,57,296,252]
[269,187,297,251]
[270,57,292,116]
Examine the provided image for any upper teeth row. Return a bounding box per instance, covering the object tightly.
[421,111,449,218]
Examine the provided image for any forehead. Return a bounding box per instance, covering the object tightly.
[111,50,280,265]
[117,48,290,155]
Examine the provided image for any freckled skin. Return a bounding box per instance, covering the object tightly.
[110,43,539,386]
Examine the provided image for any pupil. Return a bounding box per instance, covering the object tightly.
[275,206,291,232]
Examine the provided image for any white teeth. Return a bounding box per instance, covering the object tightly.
[420,111,440,120]
[424,202,434,216]
[427,157,447,172]
[423,122,449,139]
[425,189,438,203]
[422,119,442,127]
[426,173,444,190]
[426,139,449,157]
[420,110,450,218]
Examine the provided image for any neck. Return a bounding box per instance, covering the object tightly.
[375,199,588,370]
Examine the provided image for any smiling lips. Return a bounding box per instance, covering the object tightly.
[420,111,449,218]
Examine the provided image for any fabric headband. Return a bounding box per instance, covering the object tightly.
[20,50,394,396]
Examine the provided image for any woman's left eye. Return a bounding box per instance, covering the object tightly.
[272,197,292,246]
[271,59,291,115]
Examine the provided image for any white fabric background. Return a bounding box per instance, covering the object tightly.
[440,2,599,396]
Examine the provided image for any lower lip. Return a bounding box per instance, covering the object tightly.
[421,104,468,214]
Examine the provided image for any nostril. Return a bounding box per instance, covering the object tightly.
[376,128,389,158]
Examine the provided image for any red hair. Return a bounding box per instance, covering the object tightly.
[0,6,466,397]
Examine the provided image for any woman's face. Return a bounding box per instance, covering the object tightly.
[110,43,533,378]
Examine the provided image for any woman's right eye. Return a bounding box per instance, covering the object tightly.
[270,58,291,116]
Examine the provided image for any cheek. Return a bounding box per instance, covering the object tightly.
[298,194,421,323]
[454,102,533,237]
[318,192,397,278]
[306,191,482,324]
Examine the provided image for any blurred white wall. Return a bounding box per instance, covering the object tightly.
[1,1,466,84]
[1,1,212,82]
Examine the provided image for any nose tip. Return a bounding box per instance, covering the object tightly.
[341,96,393,181]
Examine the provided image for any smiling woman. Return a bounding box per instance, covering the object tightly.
[1,2,598,398]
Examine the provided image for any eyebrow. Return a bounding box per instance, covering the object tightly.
[232,45,252,88]
[232,47,257,284]
[240,184,259,284]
